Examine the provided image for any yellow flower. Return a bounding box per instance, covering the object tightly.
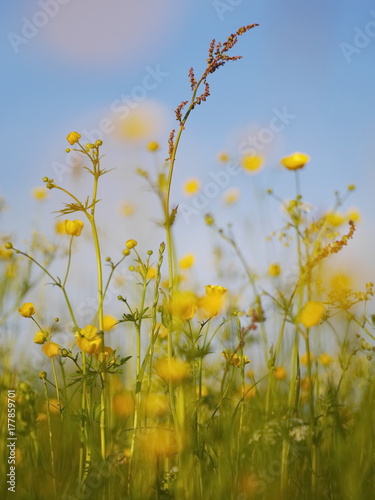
[147,141,159,152]
[222,351,250,368]
[299,301,325,328]
[34,331,47,344]
[142,393,169,417]
[183,178,200,196]
[268,263,281,277]
[300,352,314,366]
[196,385,209,398]
[205,285,227,297]
[217,151,229,163]
[242,384,257,399]
[347,207,361,222]
[241,155,263,173]
[325,211,345,227]
[223,188,240,205]
[96,346,115,363]
[156,323,168,339]
[103,315,117,331]
[66,131,81,145]
[179,254,195,269]
[42,342,60,358]
[318,353,333,366]
[76,325,102,355]
[65,220,84,236]
[55,220,66,235]
[281,152,310,170]
[274,366,287,380]
[126,239,137,249]
[32,187,48,201]
[146,267,157,280]
[140,428,177,458]
[155,357,190,384]
[330,272,352,292]
[119,201,135,217]
[169,291,198,320]
[0,246,13,259]
[112,391,135,417]
[18,302,35,318]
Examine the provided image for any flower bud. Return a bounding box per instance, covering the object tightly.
[66,131,81,145]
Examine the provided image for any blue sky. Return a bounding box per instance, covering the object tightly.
[1,0,375,293]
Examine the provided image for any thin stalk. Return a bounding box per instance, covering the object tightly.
[42,376,57,500]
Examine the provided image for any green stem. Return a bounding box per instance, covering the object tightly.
[42,377,57,500]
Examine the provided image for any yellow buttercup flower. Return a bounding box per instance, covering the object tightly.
[66,131,81,145]
[199,285,227,318]
[76,325,102,354]
[241,155,263,173]
[268,263,281,277]
[126,239,137,249]
[140,428,177,459]
[147,141,159,152]
[299,301,325,328]
[205,285,227,297]
[103,315,117,331]
[32,187,48,201]
[281,152,310,170]
[42,342,60,358]
[223,188,240,205]
[179,254,195,269]
[65,220,84,236]
[18,302,35,318]
[318,353,333,366]
[346,207,361,222]
[34,331,47,344]
[96,346,115,363]
[0,246,13,259]
[274,366,287,380]
[112,391,135,417]
[55,220,66,235]
[169,291,198,320]
[183,178,200,196]
[155,357,190,384]
[325,211,345,227]
[146,267,157,280]
[300,352,314,366]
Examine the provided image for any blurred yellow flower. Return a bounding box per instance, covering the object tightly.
[318,353,333,366]
[126,239,137,249]
[142,393,169,417]
[76,325,102,354]
[112,391,135,417]
[325,211,345,227]
[155,357,190,384]
[281,152,310,170]
[299,301,324,328]
[34,331,47,344]
[66,131,81,145]
[55,220,66,235]
[119,201,135,217]
[242,384,257,399]
[147,141,159,152]
[65,220,84,236]
[223,188,240,205]
[42,342,60,358]
[0,246,13,259]
[140,428,177,459]
[156,323,168,339]
[217,151,229,163]
[169,291,198,320]
[347,207,361,222]
[146,267,157,280]
[330,272,352,292]
[179,253,195,269]
[96,346,114,363]
[300,352,314,366]
[199,286,227,317]
[18,302,35,318]
[32,187,48,201]
[241,154,263,173]
[268,263,281,277]
[274,366,287,380]
[103,315,117,331]
[196,385,209,398]
[183,178,200,196]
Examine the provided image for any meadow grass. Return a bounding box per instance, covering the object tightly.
[1,24,375,500]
